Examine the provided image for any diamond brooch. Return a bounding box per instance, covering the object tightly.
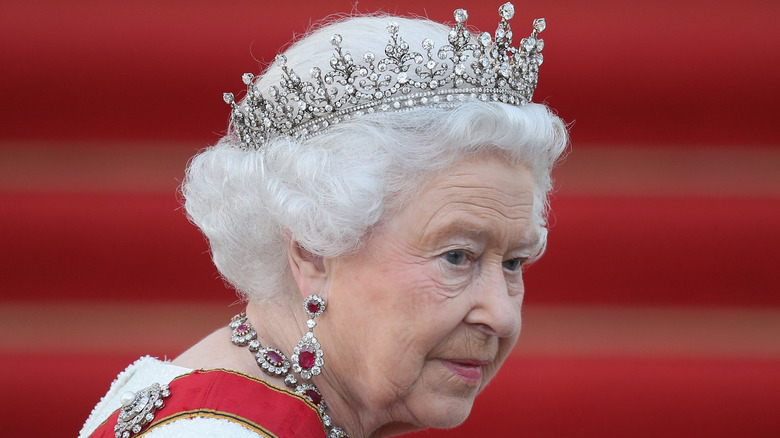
[114,383,170,438]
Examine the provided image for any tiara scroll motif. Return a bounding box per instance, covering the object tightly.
[223,2,546,149]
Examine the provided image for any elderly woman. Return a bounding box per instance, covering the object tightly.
[80,3,567,438]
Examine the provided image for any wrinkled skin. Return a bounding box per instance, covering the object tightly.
[305,154,539,437]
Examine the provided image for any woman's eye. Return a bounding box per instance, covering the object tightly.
[503,258,524,271]
[443,250,467,266]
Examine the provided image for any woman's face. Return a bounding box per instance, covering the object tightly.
[320,154,538,433]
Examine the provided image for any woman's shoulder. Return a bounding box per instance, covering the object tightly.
[80,358,325,438]
[79,356,194,438]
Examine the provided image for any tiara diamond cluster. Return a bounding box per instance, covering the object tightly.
[223,2,546,149]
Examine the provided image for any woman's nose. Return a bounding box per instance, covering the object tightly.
[464,265,522,338]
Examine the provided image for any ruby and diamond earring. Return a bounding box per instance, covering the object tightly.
[229,294,348,437]
[292,294,326,380]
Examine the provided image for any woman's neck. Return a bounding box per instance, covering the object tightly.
[246,298,420,438]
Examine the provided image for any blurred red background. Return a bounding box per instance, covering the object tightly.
[1,0,779,436]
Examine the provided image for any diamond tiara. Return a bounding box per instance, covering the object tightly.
[223,2,546,149]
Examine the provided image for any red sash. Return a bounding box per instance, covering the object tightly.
[89,368,326,438]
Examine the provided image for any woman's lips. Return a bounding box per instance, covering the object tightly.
[440,359,487,384]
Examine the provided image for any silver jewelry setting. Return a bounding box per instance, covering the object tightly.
[229,313,258,346]
[223,2,546,149]
[304,294,326,318]
[291,331,325,380]
[256,346,292,376]
[228,311,346,437]
[114,383,170,438]
[292,295,326,380]
[295,383,327,414]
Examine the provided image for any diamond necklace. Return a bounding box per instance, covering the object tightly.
[229,312,349,438]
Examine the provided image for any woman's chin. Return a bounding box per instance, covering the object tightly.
[426,409,472,429]
[410,396,475,429]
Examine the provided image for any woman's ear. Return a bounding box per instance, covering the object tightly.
[286,235,329,299]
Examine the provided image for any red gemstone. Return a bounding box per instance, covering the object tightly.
[305,389,322,405]
[237,324,249,334]
[299,350,316,369]
[307,301,320,315]
[266,350,284,366]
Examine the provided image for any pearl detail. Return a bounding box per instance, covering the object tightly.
[120,391,136,407]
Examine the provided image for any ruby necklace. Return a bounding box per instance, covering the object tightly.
[229,311,349,438]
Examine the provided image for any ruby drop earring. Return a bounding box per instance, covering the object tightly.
[291,295,326,380]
